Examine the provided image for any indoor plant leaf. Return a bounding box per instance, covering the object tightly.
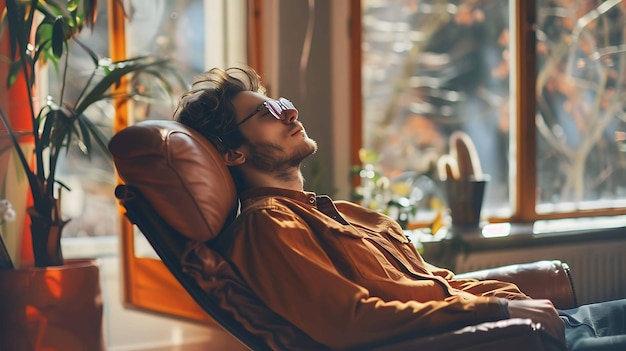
[74,57,172,116]
[51,16,65,58]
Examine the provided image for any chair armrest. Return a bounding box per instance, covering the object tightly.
[365,318,566,351]
[455,260,578,309]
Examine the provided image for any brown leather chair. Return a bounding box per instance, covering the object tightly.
[109,120,577,351]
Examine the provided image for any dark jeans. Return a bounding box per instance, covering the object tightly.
[559,298,626,351]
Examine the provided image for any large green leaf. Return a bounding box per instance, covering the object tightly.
[7,61,21,88]
[75,115,92,154]
[51,16,65,58]
[39,107,55,148]
[84,0,98,30]
[66,0,80,13]
[0,107,40,203]
[77,114,111,159]
[4,0,28,63]
[35,21,54,51]
[74,57,172,117]
[73,37,99,66]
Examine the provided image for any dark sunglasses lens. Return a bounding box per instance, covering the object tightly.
[279,98,295,109]
[265,100,284,120]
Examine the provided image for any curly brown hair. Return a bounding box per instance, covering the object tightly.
[174,66,266,153]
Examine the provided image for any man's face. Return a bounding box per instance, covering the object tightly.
[231,91,318,172]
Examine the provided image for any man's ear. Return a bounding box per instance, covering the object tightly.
[223,149,246,166]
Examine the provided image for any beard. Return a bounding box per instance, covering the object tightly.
[247,137,318,173]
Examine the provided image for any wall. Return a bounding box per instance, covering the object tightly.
[276,0,335,195]
[266,0,352,199]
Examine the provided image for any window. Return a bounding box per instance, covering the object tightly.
[354,0,626,225]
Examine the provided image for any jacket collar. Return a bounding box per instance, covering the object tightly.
[240,187,318,207]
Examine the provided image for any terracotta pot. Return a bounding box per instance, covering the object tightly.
[0,258,105,351]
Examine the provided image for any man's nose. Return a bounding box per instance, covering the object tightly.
[282,108,298,123]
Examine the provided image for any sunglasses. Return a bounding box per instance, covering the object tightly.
[238,97,296,126]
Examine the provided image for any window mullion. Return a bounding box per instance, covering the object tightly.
[109,0,128,135]
[108,0,137,310]
[248,0,264,75]
[350,0,362,178]
[514,0,537,222]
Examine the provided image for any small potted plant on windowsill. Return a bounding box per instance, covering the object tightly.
[0,1,181,349]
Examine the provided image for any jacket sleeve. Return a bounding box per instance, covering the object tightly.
[224,208,511,350]
[426,263,531,300]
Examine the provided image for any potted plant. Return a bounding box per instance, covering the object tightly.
[0,0,180,349]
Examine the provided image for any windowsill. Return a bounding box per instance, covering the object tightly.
[61,233,158,259]
[412,215,626,253]
[61,235,119,259]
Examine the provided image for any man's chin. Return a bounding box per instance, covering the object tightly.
[307,138,319,155]
[289,140,318,167]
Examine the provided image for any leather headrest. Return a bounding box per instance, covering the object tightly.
[108,120,236,241]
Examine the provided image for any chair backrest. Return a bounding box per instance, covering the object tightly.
[109,120,328,351]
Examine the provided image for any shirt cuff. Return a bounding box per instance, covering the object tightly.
[496,298,510,319]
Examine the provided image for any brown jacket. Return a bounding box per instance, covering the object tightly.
[213,187,530,350]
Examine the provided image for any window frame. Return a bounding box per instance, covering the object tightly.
[350,0,626,224]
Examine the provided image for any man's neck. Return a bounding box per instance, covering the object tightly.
[243,167,305,192]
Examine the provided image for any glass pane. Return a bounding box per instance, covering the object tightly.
[361,0,513,226]
[49,0,117,238]
[125,0,206,122]
[536,0,626,213]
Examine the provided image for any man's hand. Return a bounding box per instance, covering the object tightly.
[508,299,565,343]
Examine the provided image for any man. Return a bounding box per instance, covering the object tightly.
[175,66,625,350]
